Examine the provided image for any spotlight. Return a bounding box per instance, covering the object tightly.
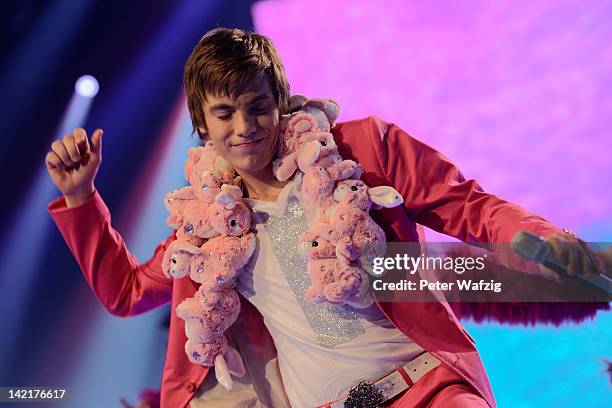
[75,75,99,97]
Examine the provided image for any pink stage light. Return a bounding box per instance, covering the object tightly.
[253,0,612,240]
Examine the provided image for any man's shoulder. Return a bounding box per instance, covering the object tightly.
[332,115,391,144]
[331,116,393,172]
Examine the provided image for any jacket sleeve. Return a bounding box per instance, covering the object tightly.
[365,117,562,245]
[48,191,174,317]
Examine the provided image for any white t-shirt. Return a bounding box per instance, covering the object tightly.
[236,175,424,407]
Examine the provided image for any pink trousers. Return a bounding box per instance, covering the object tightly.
[386,364,490,408]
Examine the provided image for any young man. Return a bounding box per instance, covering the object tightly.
[45,28,603,408]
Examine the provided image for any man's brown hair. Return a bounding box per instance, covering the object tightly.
[184,28,290,139]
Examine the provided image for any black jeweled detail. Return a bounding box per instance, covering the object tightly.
[344,381,384,408]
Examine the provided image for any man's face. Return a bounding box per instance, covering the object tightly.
[200,79,280,174]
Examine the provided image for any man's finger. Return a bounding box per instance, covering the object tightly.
[537,264,564,283]
[63,134,81,164]
[45,151,64,171]
[577,239,599,276]
[563,242,582,276]
[91,128,103,157]
[547,235,569,268]
[51,140,74,168]
[74,128,91,159]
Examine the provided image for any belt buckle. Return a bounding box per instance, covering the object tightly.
[344,380,384,408]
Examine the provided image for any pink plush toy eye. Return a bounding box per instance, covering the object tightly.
[311,241,319,247]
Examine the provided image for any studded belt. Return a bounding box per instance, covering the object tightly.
[317,352,442,408]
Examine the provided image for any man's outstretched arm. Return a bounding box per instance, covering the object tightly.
[46,128,173,316]
[362,117,604,279]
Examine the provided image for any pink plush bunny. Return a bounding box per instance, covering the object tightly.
[207,185,252,236]
[189,233,256,287]
[299,223,372,307]
[298,223,337,303]
[185,338,245,390]
[196,285,240,312]
[322,260,372,308]
[296,131,361,183]
[176,290,240,342]
[164,187,194,229]
[161,240,201,279]
[185,143,237,187]
[329,205,386,265]
[164,187,215,243]
[327,180,403,272]
[301,165,337,213]
[332,179,403,212]
[185,336,227,366]
[273,96,341,181]
[165,140,257,392]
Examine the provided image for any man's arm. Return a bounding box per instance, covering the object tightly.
[360,117,558,243]
[45,128,173,316]
[49,191,174,316]
[362,117,604,278]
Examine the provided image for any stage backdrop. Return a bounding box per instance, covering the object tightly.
[252,1,611,407]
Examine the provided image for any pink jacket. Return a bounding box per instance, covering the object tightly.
[49,116,560,408]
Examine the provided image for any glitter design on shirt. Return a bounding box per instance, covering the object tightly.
[261,191,365,348]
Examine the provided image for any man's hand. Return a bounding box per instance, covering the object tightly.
[537,230,607,283]
[45,128,103,208]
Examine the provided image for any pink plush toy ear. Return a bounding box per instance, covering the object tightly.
[214,346,246,391]
[166,186,197,202]
[297,141,321,172]
[288,94,308,112]
[214,190,237,210]
[368,186,403,208]
[220,184,243,200]
[224,346,246,377]
[274,151,299,181]
[289,113,319,133]
[303,98,341,129]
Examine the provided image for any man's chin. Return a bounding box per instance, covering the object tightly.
[233,158,274,175]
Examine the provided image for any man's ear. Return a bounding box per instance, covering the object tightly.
[197,127,208,142]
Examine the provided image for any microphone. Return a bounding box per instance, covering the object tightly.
[511,230,612,294]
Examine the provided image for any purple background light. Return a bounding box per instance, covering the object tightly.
[254,0,612,240]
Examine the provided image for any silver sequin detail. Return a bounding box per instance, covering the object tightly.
[263,193,364,348]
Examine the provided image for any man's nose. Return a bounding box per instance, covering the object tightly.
[235,111,257,137]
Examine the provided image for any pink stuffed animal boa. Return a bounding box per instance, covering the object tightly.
[162,95,403,390]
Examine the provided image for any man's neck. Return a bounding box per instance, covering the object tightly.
[237,164,290,202]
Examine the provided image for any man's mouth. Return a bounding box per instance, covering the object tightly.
[233,139,263,147]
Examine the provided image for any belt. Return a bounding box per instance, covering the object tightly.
[319,352,441,408]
